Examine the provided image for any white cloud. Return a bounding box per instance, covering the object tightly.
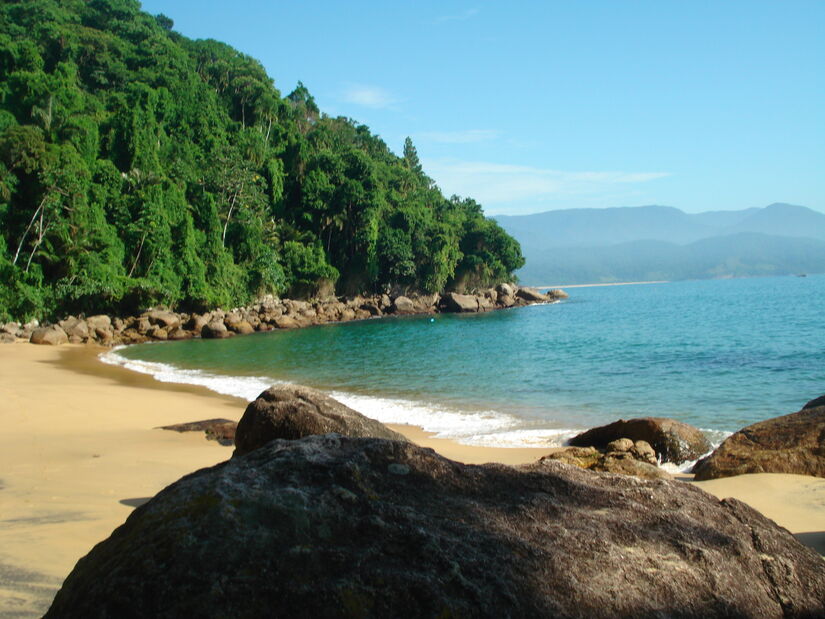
[341,84,398,109]
[418,129,500,144]
[422,158,670,205]
[435,8,479,23]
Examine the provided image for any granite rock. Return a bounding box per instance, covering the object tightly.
[30,325,68,346]
[570,417,710,464]
[46,436,825,618]
[233,385,409,456]
[693,403,825,480]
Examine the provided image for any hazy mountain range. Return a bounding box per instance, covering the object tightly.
[495,203,825,285]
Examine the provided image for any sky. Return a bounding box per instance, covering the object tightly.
[140,0,824,216]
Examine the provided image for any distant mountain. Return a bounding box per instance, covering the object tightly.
[495,204,825,285]
[691,208,760,229]
[495,205,715,249]
[720,203,825,240]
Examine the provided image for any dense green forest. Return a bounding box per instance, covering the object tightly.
[0,0,523,321]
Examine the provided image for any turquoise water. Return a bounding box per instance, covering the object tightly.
[111,274,824,449]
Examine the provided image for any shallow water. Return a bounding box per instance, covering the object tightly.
[109,274,825,449]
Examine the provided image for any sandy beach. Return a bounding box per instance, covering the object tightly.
[1,343,823,616]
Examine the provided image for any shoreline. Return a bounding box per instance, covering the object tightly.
[537,280,669,289]
[2,344,824,616]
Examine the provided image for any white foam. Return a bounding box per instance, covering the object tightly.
[100,346,277,401]
[659,429,732,474]
[100,347,571,448]
[99,347,731,455]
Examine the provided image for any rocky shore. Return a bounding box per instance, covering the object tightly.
[1,284,567,347]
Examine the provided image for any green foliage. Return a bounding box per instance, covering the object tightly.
[0,0,524,321]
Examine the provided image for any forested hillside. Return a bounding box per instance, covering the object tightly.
[0,0,523,321]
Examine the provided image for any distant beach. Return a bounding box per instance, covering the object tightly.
[538,280,669,289]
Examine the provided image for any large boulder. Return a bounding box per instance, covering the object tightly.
[201,319,231,339]
[1,321,21,336]
[439,292,479,313]
[693,403,825,480]
[184,313,209,334]
[46,436,825,618]
[146,310,180,329]
[226,318,255,335]
[274,315,301,329]
[233,385,408,456]
[496,282,515,297]
[515,287,548,302]
[390,295,416,314]
[86,314,112,332]
[570,417,710,465]
[59,316,89,340]
[29,325,68,346]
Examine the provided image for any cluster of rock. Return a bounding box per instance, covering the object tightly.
[541,438,671,480]
[1,284,567,347]
[48,387,825,615]
[693,396,825,480]
[47,435,825,617]
[569,416,711,465]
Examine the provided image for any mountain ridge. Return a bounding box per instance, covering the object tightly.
[495,203,825,249]
[495,204,825,285]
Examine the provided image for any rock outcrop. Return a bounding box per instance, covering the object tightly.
[570,417,710,464]
[540,439,671,480]
[439,291,479,313]
[233,385,408,456]
[390,295,416,314]
[9,283,566,348]
[515,286,547,302]
[29,325,68,346]
[693,402,825,480]
[159,419,238,446]
[46,436,825,618]
[803,394,825,410]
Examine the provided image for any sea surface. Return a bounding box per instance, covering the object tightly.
[106,274,824,460]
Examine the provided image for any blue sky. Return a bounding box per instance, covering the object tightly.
[140,0,824,215]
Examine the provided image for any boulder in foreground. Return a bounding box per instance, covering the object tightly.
[693,402,825,480]
[569,417,710,464]
[233,385,408,456]
[46,436,825,618]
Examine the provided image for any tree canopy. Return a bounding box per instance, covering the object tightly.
[0,0,523,321]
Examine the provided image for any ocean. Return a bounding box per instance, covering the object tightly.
[105,274,824,460]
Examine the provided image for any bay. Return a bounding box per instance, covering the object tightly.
[110,274,825,450]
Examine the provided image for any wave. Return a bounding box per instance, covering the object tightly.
[100,347,579,448]
[100,347,730,457]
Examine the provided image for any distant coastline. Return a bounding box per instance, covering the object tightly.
[538,280,669,289]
